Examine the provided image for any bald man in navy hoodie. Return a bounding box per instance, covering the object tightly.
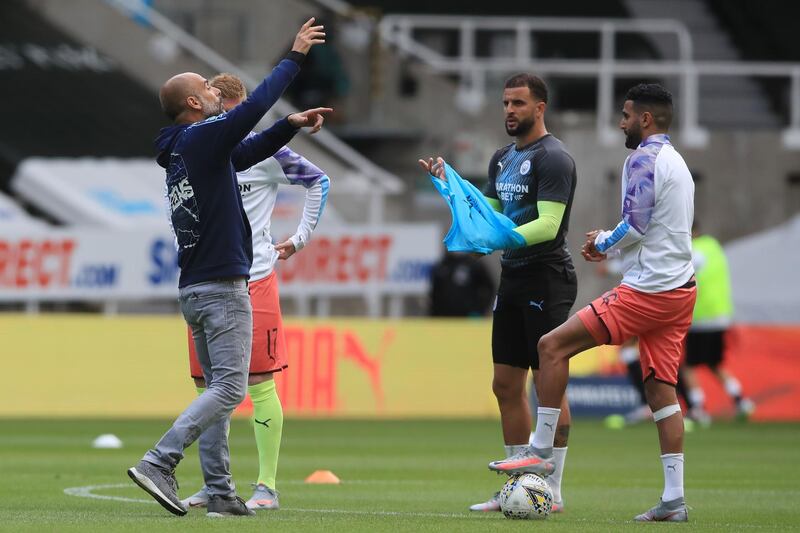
[127,19,331,517]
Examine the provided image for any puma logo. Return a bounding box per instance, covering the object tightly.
[543,422,554,431]
[255,418,271,429]
[667,464,677,472]
[529,300,544,311]
[601,291,619,306]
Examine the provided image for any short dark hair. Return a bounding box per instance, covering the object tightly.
[625,83,673,129]
[505,73,548,103]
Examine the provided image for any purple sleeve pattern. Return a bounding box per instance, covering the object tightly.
[621,145,657,235]
[273,146,325,187]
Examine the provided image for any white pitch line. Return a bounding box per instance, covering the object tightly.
[62,484,483,519]
[280,479,436,486]
[64,484,156,504]
[62,483,781,527]
[282,508,481,519]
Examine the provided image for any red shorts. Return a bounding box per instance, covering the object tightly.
[188,271,288,379]
[577,282,696,385]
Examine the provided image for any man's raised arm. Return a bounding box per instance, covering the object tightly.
[218,18,325,150]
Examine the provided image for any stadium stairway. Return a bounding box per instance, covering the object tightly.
[28,0,406,224]
[21,0,799,308]
[150,0,490,190]
[129,0,800,285]
[111,0,495,226]
[624,0,781,129]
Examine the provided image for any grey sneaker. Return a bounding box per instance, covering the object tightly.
[207,494,256,517]
[634,497,688,522]
[488,446,555,477]
[245,484,280,510]
[181,485,209,508]
[468,491,501,512]
[127,460,187,516]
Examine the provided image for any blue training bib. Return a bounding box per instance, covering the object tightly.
[430,163,526,254]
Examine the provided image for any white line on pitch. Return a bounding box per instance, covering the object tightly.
[64,484,156,504]
[62,483,781,527]
[62,484,483,519]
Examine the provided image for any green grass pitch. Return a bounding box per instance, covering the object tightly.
[1,418,798,532]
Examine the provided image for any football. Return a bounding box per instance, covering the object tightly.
[499,473,553,520]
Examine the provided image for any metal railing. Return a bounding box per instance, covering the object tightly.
[107,0,405,200]
[379,14,800,149]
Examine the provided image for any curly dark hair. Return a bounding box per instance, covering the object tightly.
[625,83,673,129]
[505,73,548,103]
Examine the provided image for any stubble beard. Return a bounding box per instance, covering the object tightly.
[624,124,642,149]
[201,96,224,118]
[506,116,535,138]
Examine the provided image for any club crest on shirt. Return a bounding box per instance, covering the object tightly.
[520,160,531,175]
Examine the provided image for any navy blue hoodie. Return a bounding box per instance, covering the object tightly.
[155,53,303,288]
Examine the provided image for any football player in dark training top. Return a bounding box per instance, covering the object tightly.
[421,73,577,513]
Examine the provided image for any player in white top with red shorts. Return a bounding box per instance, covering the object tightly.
[182,73,329,511]
[488,83,696,522]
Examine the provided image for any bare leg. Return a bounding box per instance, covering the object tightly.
[492,364,531,445]
[681,364,709,420]
[248,372,273,386]
[711,365,751,415]
[487,315,597,475]
[644,378,683,454]
[675,366,693,410]
[712,365,732,383]
[536,314,600,408]
[681,365,700,391]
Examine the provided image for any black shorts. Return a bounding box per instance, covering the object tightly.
[492,263,578,370]
[684,329,726,367]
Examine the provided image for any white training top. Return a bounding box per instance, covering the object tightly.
[595,134,694,293]
[240,146,329,281]
[163,144,329,282]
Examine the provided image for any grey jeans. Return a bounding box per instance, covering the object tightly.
[144,278,252,497]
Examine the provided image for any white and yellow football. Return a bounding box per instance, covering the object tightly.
[499,473,553,520]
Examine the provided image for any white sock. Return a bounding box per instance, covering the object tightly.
[688,388,705,409]
[661,453,684,501]
[724,377,742,398]
[531,407,561,450]
[546,447,568,503]
[504,444,528,458]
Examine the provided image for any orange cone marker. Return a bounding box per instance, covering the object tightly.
[304,470,341,484]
